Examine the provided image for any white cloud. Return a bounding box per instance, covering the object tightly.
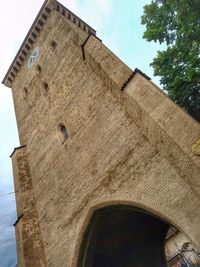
[95,0,113,12]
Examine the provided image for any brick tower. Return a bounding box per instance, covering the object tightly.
[3,0,200,266]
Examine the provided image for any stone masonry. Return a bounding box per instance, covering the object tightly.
[3,0,200,266]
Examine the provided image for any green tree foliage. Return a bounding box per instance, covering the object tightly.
[141,0,200,122]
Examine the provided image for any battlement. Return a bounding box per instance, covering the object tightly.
[2,0,96,88]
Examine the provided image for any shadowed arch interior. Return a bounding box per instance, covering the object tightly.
[78,205,169,267]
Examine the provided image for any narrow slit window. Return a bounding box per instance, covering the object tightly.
[23,87,28,99]
[43,82,49,94]
[36,65,42,74]
[50,40,57,49]
[58,123,69,143]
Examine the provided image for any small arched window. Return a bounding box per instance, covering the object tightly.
[58,123,69,143]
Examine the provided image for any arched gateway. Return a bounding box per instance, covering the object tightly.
[78,205,169,267]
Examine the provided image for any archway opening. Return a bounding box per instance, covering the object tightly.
[78,205,169,267]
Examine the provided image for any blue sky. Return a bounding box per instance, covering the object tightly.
[0,0,164,266]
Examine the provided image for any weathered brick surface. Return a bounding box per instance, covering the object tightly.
[8,5,200,267]
[11,147,47,266]
[124,75,200,193]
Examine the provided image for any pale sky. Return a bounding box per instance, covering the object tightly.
[0,0,164,266]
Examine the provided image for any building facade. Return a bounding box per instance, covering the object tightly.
[3,0,200,266]
[166,228,200,267]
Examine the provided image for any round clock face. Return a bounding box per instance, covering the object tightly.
[27,47,40,69]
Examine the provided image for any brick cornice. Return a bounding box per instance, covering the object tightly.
[10,145,26,158]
